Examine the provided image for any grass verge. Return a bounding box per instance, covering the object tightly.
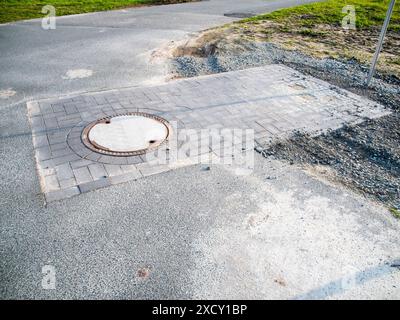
[0,0,196,24]
[237,0,400,76]
[244,0,400,31]
[390,207,400,219]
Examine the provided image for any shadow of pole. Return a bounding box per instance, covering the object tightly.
[292,259,400,300]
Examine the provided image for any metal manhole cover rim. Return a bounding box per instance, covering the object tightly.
[81,112,172,157]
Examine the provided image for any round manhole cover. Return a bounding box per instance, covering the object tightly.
[81,112,171,156]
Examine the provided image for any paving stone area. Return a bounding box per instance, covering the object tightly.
[27,65,389,203]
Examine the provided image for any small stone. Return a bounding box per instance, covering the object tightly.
[137,267,151,279]
[255,146,263,153]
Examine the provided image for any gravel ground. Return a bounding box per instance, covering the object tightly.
[171,41,400,212]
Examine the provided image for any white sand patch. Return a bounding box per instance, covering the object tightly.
[62,69,93,80]
[0,88,16,99]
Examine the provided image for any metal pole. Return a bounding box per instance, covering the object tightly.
[366,0,396,86]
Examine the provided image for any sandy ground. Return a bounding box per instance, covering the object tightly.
[188,156,400,299]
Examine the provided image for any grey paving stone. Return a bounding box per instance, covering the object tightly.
[126,156,143,165]
[44,117,58,130]
[28,101,41,116]
[65,105,78,115]
[45,187,80,202]
[110,171,142,185]
[69,145,92,159]
[32,134,49,148]
[39,159,55,171]
[48,111,66,122]
[58,119,80,128]
[94,96,108,105]
[52,153,81,166]
[70,159,93,169]
[50,142,69,152]
[31,116,44,128]
[59,178,77,189]
[52,147,73,158]
[51,103,65,113]
[120,164,140,174]
[57,114,82,122]
[137,163,170,177]
[68,132,82,140]
[55,163,74,180]
[73,167,93,185]
[47,132,67,145]
[36,146,52,161]
[78,177,111,194]
[98,155,127,165]
[39,103,53,115]
[104,164,123,177]
[84,152,102,162]
[44,174,60,192]
[88,163,107,180]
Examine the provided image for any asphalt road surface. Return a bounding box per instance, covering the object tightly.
[1,0,399,299]
[0,0,318,109]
